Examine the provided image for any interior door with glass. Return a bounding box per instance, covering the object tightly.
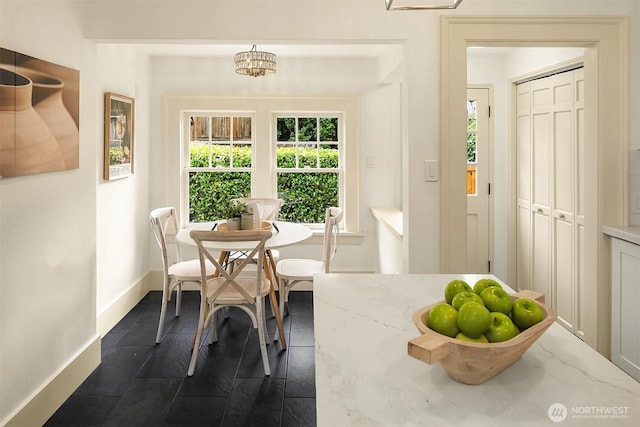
[466,87,491,273]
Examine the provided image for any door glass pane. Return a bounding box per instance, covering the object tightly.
[467,165,477,195]
[467,100,478,195]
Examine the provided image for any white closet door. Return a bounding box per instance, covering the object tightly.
[550,71,576,331]
[531,78,552,299]
[574,68,586,340]
[516,67,585,338]
[516,83,532,292]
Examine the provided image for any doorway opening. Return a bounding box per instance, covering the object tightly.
[466,86,492,274]
[441,16,629,357]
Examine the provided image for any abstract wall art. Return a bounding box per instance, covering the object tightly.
[0,47,79,179]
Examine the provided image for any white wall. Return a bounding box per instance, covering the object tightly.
[1,0,639,424]
[361,83,404,272]
[0,1,99,423]
[95,45,151,318]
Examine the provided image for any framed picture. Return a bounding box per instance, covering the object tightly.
[104,92,134,180]
[1,47,79,179]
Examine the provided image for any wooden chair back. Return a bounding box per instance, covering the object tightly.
[190,229,272,303]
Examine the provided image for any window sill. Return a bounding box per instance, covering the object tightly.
[299,229,365,245]
[370,206,403,239]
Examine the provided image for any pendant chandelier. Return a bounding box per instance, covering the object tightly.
[385,0,463,10]
[234,45,277,77]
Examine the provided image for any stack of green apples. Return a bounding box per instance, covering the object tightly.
[427,278,545,343]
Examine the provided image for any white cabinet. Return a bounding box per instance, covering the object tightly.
[610,236,640,381]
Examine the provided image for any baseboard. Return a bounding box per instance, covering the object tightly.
[2,335,101,427]
[97,271,158,336]
[3,273,162,427]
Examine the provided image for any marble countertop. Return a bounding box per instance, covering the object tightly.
[314,274,639,426]
[603,225,640,245]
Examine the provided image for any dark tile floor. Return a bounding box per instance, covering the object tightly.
[45,291,316,427]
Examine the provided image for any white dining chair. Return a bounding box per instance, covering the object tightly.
[189,229,273,376]
[227,197,284,266]
[275,207,343,326]
[149,207,215,344]
[231,197,285,224]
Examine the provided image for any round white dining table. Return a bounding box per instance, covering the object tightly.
[176,220,312,349]
[176,220,312,251]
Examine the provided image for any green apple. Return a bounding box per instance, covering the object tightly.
[456,302,491,338]
[427,303,460,338]
[456,332,489,343]
[511,298,544,330]
[451,291,485,310]
[473,278,502,295]
[444,279,472,304]
[485,312,520,343]
[479,286,513,315]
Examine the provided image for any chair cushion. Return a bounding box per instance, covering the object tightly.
[168,259,214,279]
[204,277,271,303]
[275,258,324,281]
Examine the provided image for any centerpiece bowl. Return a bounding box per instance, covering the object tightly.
[408,290,556,385]
[217,220,272,231]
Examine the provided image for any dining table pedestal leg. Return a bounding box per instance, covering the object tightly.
[264,250,287,349]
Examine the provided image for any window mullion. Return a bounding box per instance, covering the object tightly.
[316,117,320,168]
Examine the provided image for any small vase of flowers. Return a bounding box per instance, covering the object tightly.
[223,201,247,230]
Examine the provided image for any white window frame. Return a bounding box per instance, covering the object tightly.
[273,113,344,230]
[182,111,256,223]
[167,95,360,234]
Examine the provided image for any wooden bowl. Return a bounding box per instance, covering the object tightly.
[217,220,272,231]
[408,290,557,385]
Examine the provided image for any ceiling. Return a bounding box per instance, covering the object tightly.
[129,43,577,61]
[130,43,399,59]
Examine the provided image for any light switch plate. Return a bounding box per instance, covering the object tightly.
[366,155,375,168]
[425,160,438,182]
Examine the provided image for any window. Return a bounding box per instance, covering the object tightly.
[275,116,340,223]
[186,114,253,222]
[173,95,359,232]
